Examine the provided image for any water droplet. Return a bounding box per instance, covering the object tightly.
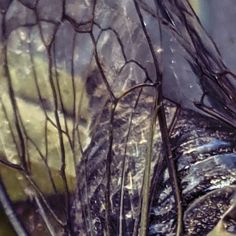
[37,44,45,52]
[15,49,23,55]
[17,175,23,180]
[24,67,31,75]
[19,31,27,41]
[156,47,163,54]
[26,38,31,44]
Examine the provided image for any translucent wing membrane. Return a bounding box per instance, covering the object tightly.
[0,0,236,236]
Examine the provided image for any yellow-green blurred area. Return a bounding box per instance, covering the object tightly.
[0,25,91,200]
[188,0,209,29]
[189,0,200,12]
[0,194,67,236]
[0,23,92,234]
[0,211,16,236]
